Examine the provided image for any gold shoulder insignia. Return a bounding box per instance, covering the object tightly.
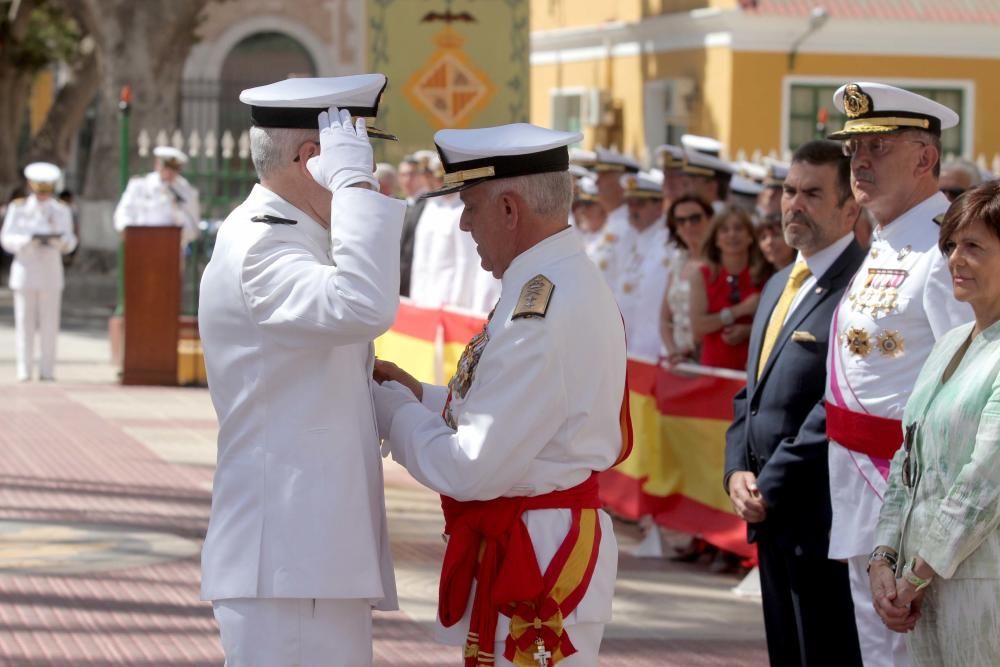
[12,197,25,204]
[513,274,555,320]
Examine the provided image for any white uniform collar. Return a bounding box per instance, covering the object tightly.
[797,232,855,281]
[871,191,949,247]
[502,226,583,289]
[247,183,330,251]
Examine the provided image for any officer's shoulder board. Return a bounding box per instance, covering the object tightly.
[251,214,297,225]
[11,197,25,205]
[512,274,555,320]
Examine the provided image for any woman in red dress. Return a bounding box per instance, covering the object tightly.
[689,207,771,371]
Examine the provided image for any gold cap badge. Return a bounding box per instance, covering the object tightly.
[843,84,872,118]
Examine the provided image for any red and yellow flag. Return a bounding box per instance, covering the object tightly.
[375,303,753,559]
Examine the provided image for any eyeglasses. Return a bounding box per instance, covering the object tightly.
[841,136,928,158]
[726,274,741,304]
[941,187,965,202]
[902,422,918,488]
[674,212,705,226]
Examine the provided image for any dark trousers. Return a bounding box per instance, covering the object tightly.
[757,533,862,667]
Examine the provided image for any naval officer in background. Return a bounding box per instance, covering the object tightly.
[114,145,201,248]
[0,162,77,381]
[197,74,405,666]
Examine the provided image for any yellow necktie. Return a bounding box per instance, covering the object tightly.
[757,261,811,378]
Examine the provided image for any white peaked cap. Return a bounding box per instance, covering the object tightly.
[153,146,188,166]
[681,134,724,156]
[829,81,959,139]
[592,147,641,173]
[730,175,765,196]
[621,170,664,198]
[23,162,61,184]
[240,73,395,139]
[424,123,582,197]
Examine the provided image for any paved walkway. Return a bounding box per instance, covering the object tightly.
[0,288,767,666]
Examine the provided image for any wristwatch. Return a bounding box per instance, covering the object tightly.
[901,557,933,591]
[866,547,898,573]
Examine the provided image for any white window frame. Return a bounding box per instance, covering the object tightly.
[780,75,975,158]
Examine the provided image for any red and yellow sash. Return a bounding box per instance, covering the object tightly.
[439,474,603,667]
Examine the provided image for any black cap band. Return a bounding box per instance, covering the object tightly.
[421,146,570,198]
[249,104,379,129]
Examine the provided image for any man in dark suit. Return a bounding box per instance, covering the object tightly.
[724,140,865,666]
[398,154,430,296]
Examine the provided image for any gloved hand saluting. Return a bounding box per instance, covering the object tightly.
[307,107,378,193]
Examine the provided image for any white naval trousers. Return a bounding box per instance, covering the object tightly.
[13,289,61,381]
[491,623,604,667]
[212,598,372,667]
[848,555,911,667]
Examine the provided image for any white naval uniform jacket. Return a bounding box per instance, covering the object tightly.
[198,184,404,606]
[113,172,201,246]
[825,192,973,559]
[383,226,626,644]
[0,195,77,291]
[611,220,673,361]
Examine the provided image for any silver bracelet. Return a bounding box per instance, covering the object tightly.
[719,307,735,326]
[867,547,898,573]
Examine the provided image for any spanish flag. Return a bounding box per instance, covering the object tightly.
[598,360,754,559]
[375,304,752,559]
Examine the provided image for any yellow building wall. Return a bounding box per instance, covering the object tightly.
[30,70,55,136]
[530,0,737,30]
[731,51,1000,158]
[531,47,735,163]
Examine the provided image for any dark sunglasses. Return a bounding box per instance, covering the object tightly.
[674,212,706,226]
[902,422,918,488]
[726,274,741,304]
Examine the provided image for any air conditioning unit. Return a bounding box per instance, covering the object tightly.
[664,78,695,119]
[581,89,609,127]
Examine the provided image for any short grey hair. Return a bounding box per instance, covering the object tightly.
[479,170,573,217]
[942,158,984,188]
[249,127,319,180]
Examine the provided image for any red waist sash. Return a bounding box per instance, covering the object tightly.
[439,473,603,667]
[826,401,903,460]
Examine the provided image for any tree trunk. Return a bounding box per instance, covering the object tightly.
[24,39,101,167]
[80,0,221,200]
[0,0,42,201]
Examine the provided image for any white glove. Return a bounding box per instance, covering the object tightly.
[307,107,378,193]
[373,380,418,443]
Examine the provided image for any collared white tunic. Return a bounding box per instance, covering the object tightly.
[198,183,404,607]
[113,171,201,246]
[383,227,627,644]
[825,192,973,560]
[1,195,76,291]
[608,219,673,361]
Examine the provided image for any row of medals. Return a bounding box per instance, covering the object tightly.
[842,262,908,358]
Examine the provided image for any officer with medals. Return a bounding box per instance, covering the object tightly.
[372,123,630,666]
[1,162,77,381]
[197,74,404,665]
[113,145,201,248]
[824,82,973,666]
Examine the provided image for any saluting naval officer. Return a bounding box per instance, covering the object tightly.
[0,162,77,382]
[113,145,201,247]
[372,123,631,666]
[725,140,865,666]
[197,74,405,665]
[824,82,973,667]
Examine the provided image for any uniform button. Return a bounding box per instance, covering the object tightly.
[750,408,758,416]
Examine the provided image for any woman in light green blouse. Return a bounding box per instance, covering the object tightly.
[868,181,1000,666]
